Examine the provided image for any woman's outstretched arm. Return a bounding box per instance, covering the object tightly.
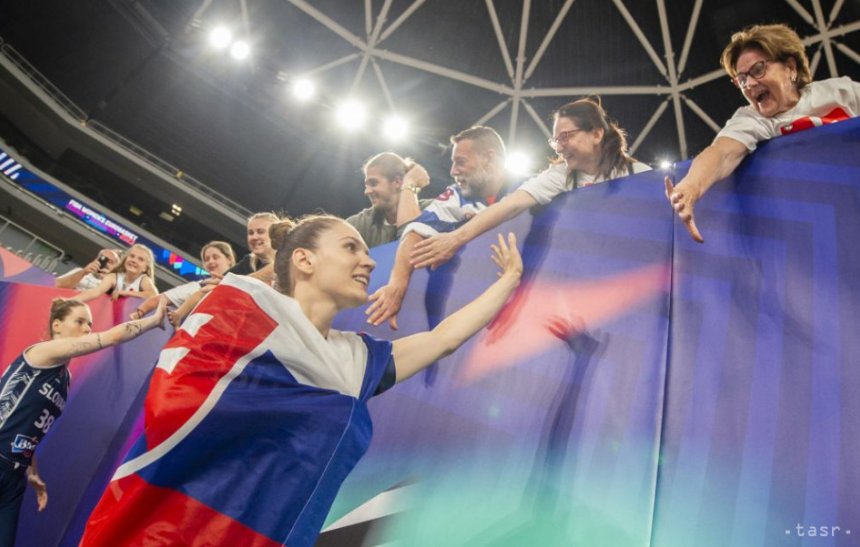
[391,233,522,382]
[25,300,166,367]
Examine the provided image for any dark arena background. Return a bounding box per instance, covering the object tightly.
[1,1,859,546]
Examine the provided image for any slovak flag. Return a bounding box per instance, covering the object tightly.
[80,274,394,547]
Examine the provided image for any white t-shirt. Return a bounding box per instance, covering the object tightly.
[717,76,860,151]
[162,281,201,307]
[518,161,652,206]
[65,267,102,291]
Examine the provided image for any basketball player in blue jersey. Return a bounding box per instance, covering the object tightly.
[0,298,165,546]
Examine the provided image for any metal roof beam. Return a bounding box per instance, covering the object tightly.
[630,98,669,154]
[611,0,668,79]
[524,0,576,82]
[485,0,515,80]
[372,48,513,94]
[378,0,427,43]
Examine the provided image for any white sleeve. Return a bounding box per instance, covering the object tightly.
[162,281,201,307]
[835,76,860,114]
[715,107,775,152]
[517,163,569,206]
[400,186,468,239]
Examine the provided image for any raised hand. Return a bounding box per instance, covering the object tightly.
[490,232,523,282]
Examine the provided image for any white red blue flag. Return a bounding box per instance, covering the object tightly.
[80,274,393,547]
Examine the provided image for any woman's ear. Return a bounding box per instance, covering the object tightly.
[292,248,315,276]
[51,319,61,337]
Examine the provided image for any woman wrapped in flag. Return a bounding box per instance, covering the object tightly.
[81,214,523,547]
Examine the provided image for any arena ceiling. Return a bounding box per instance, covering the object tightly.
[1,0,859,254]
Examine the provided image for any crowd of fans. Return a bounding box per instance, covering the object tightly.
[1,23,859,546]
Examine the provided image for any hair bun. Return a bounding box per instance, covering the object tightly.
[269,218,297,251]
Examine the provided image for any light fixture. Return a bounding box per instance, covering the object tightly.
[292,78,316,101]
[209,27,232,50]
[230,40,250,60]
[659,159,673,170]
[335,99,367,131]
[382,115,409,141]
[505,150,532,176]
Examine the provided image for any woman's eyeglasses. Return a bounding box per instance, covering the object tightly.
[548,128,584,148]
[732,60,770,88]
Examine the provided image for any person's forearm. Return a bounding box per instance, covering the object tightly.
[395,190,421,227]
[390,232,421,286]
[55,269,88,289]
[173,290,204,321]
[101,315,161,346]
[454,191,534,246]
[393,271,519,382]
[679,139,747,197]
[432,273,519,355]
[135,295,160,315]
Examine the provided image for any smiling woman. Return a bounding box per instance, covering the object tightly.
[0,298,164,546]
[665,23,860,243]
[408,97,651,271]
[80,214,523,547]
[228,212,280,275]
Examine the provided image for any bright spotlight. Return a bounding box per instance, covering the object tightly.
[230,40,250,60]
[659,159,673,170]
[505,150,532,175]
[335,99,367,131]
[382,115,409,141]
[209,27,232,50]
[292,78,316,101]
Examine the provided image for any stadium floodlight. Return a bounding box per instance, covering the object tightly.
[659,159,673,170]
[335,99,368,131]
[292,78,316,101]
[230,40,251,60]
[209,27,233,50]
[382,115,409,141]
[505,150,533,176]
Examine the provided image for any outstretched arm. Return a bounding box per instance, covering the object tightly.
[365,231,423,330]
[25,300,166,367]
[130,293,162,319]
[55,261,98,290]
[113,275,158,300]
[391,233,522,382]
[410,190,537,269]
[75,275,116,303]
[665,136,748,243]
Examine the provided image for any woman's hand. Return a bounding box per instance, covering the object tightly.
[26,469,48,511]
[665,176,704,243]
[490,232,523,284]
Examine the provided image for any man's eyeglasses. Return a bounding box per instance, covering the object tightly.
[732,60,770,88]
[548,128,584,148]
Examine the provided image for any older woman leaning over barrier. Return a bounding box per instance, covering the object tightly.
[666,23,860,243]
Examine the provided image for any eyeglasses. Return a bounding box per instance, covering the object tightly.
[547,128,584,148]
[732,60,770,88]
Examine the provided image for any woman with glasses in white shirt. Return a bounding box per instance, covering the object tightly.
[666,23,860,243]
[409,96,650,270]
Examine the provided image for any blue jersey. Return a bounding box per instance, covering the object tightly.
[0,351,69,467]
[401,182,517,239]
